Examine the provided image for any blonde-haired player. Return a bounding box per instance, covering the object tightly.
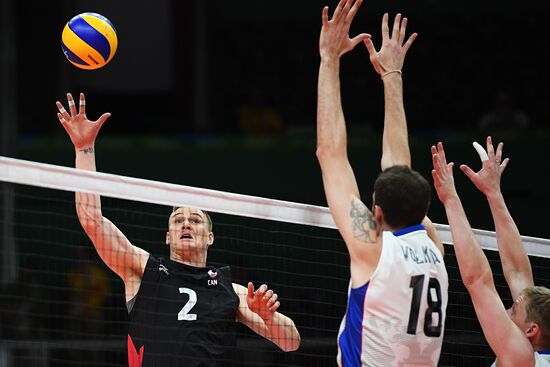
[431,137,550,367]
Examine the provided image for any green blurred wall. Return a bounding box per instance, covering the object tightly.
[12,129,550,239]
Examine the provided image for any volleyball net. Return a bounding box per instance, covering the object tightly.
[0,156,549,367]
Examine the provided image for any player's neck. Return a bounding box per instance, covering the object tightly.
[170,250,207,268]
[530,333,548,352]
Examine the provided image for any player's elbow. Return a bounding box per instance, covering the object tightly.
[316,144,345,165]
[462,267,493,289]
[316,145,331,163]
[76,206,104,233]
[76,201,103,222]
[280,333,300,352]
[380,155,411,171]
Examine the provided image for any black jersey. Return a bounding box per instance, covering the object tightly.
[127,255,240,367]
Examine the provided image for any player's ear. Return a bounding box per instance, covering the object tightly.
[165,231,170,246]
[207,232,214,246]
[373,204,383,222]
[526,323,539,337]
[373,205,384,234]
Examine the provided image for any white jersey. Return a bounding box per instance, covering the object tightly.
[337,225,448,367]
[535,352,550,366]
[490,350,550,367]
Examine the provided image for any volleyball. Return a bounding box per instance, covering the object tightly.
[61,12,118,70]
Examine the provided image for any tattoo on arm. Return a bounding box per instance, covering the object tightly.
[350,198,377,243]
[81,147,95,154]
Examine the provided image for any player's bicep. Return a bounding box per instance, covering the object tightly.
[468,283,534,365]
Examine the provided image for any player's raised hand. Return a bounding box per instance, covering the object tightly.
[431,142,458,205]
[319,0,370,61]
[460,136,509,197]
[56,92,110,149]
[364,13,417,77]
[247,282,280,321]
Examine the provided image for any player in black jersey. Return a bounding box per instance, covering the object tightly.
[55,92,300,367]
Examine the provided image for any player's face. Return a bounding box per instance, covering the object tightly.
[167,207,213,251]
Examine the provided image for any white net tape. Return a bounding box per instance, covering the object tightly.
[2,155,549,258]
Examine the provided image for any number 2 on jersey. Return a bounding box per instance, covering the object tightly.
[178,287,197,321]
[407,275,442,337]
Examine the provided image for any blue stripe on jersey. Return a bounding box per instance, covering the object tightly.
[539,350,550,355]
[393,224,425,237]
[339,282,369,367]
[68,15,111,61]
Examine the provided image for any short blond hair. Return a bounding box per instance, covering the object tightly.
[170,207,213,232]
[523,286,550,348]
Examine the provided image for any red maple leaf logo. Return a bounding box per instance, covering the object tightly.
[128,334,144,367]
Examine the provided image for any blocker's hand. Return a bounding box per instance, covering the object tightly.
[56,92,110,149]
[460,136,509,197]
[247,282,280,321]
[364,13,417,77]
[431,142,459,206]
[319,0,370,61]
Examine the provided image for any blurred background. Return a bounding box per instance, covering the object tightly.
[2,0,550,235]
[1,0,550,366]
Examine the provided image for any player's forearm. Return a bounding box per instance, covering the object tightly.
[486,191,533,291]
[75,146,103,225]
[316,59,348,161]
[381,73,410,170]
[444,196,492,287]
[75,145,97,171]
[422,216,444,255]
[264,312,300,352]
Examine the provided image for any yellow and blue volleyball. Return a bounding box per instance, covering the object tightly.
[61,12,118,70]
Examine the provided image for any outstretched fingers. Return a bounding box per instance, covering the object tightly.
[431,148,442,184]
[96,113,111,129]
[66,93,77,116]
[346,0,363,23]
[322,6,329,26]
[331,0,348,22]
[363,37,377,57]
[351,33,371,49]
[436,142,447,164]
[492,138,510,173]
[79,93,86,115]
[459,164,477,183]
[56,101,71,122]
[381,13,390,41]
[340,0,353,22]
[486,136,496,162]
[473,141,489,162]
[391,13,402,41]
[402,31,418,54]
[431,143,454,180]
[56,112,68,131]
[432,154,445,179]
